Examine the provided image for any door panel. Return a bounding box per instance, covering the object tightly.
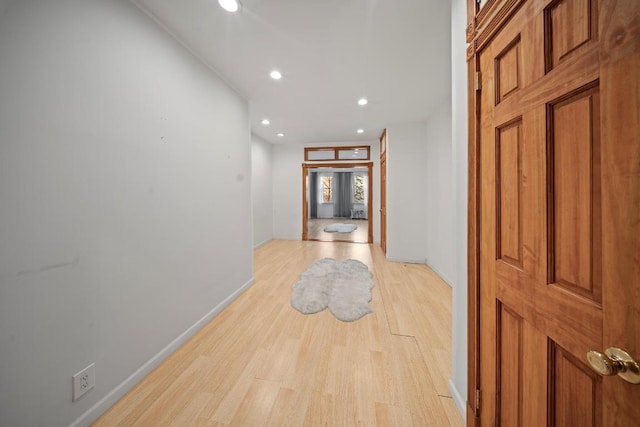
[495,118,523,269]
[476,0,639,424]
[545,0,598,71]
[496,303,524,426]
[548,84,602,302]
[548,341,602,426]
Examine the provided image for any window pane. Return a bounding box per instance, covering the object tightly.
[322,176,332,202]
[307,150,335,160]
[354,175,365,202]
[338,148,369,159]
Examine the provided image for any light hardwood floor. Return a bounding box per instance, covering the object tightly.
[94,240,464,426]
[307,218,369,243]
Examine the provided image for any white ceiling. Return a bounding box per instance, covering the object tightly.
[133,0,452,144]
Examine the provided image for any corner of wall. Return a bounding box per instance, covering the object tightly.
[70,277,255,427]
[450,0,470,412]
[253,238,273,249]
[448,379,467,421]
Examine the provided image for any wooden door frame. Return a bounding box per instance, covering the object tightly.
[466,1,527,426]
[302,162,374,244]
[466,47,481,427]
[379,129,387,253]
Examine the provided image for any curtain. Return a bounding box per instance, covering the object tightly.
[333,172,353,217]
[309,171,318,218]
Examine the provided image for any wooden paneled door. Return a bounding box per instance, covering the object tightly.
[380,129,387,253]
[469,0,639,425]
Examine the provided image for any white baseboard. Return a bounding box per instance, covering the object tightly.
[385,256,427,264]
[254,238,273,249]
[448,379,467,421]
[273,234,301,241]
[69,276,256,427]
[426,262,454,288]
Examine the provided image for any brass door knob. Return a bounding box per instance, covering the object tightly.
[587,347,640,384]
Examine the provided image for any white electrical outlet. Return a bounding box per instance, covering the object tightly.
[72,363,95,401]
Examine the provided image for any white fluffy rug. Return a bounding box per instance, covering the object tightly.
[290,258,375,322]
[323,223,357,233]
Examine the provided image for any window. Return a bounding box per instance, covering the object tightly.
[354,175,365,203]
[305,146,370,161]
[306,149,335,161]
[321,175,333,202]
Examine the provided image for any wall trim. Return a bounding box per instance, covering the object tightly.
[426,262,454,288]
[385,256,427,264]
[448,378,467,420]
[69,276,256,427]
[253,238,273,249]
[273,234,302,241]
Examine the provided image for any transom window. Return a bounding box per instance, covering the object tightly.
[305,146,370,162]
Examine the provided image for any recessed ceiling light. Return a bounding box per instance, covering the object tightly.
[357,98,368,106]
[218,0,239,12]
[261,119,270,125]
[357,129,364,134]
[277,132,284,137]
[270,70,282,80]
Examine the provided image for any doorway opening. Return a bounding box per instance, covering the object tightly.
[302,162,373,244]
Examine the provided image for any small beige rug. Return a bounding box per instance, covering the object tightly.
[290,258,375,322]
[323,223,357,233]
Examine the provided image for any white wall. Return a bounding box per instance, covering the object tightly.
[317,203,335,218]
[272,144,305,239]
[0,1,253,426]
[450,0,470,417]
[425,98,456,285]
[272,141,380,242]
[251,134,273,248]
[381,2,465,415]
[385,122,429,263]
[0,0,13,15]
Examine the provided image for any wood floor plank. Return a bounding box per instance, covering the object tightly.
[374,402,414,427]
[302,390,335,426]
[226,379,281,427]
[390,335,450,426]
[93,240,464,426]
[265,387,310,427]
[369,350,403,407]
[440,396,466,427]
[167,392,216,426]
[210,351,267,425]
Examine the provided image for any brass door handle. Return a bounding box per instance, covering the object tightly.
[587,347,640,384]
